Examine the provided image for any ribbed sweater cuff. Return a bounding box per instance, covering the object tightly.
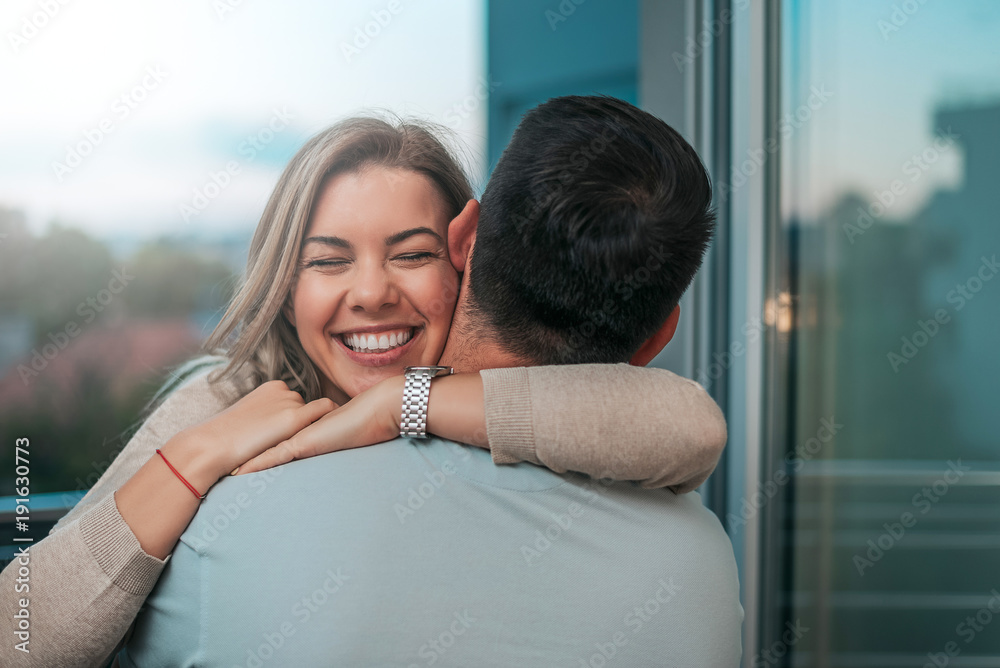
[79,493,169,596]
[480,367,538,465]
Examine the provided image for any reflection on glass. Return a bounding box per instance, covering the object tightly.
[779,1,1000,665]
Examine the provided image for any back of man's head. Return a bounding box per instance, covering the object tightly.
[467,95,715,364]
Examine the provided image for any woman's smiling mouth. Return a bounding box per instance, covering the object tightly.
[334,325,421,366]
[341,327,414,352]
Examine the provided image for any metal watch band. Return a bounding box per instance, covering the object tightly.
[400,366,453,438]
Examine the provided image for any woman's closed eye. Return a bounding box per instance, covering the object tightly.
[303,251,438,270]
[303,258,350,269]
[394,251,438,263]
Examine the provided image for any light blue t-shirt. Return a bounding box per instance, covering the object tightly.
[119,438,743,667]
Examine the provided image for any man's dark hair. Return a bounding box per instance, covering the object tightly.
[468,95,716,364]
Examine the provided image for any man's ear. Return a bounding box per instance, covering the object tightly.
[448,199,479,273]
[629,305,681,366]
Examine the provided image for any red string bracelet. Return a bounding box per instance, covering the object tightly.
[155,448,207,500]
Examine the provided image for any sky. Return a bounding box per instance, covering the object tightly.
[3,1,998,238]
[782,0,1000,221]
[0,0,486,240]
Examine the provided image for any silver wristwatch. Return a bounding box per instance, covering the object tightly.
[400,366,453,438]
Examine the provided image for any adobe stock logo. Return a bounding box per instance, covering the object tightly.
[340,0,404,63]
[852,460,970,576]
[212,0,246,20]
[577,577,683,667]
[843,128,959,245]
[923,588,1000,668]
[177,107,293,222]
[877,0,930,41]
[545,0,588,31]
[393,462,457,524]
[17,267,135,385]
[442,76,501,129]
[51,66,169,182]
[887,254,998,372]
[7,0,71,53]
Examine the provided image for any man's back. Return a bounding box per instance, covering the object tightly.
[120,438,742,667]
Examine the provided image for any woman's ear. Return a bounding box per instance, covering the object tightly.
[448,199,479,273]
[282,299,295,329]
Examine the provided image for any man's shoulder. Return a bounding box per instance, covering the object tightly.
[210,435,571,498]
[195,435,732,560]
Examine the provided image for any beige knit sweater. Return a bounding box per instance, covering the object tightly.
[0,363,725,667]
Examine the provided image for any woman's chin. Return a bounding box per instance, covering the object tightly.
[355,367,399,393]
[328,355,409,399]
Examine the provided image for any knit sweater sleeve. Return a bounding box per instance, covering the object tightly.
[0,368,250,668]
[480,364,727,493]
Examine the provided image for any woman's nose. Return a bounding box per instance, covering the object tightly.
[345,262,400,312]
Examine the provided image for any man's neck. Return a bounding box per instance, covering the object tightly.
[438,300,528,373]
[438,339,524,374]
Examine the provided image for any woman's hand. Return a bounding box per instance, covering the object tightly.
[232,376,404,475]
[171,379,337,485]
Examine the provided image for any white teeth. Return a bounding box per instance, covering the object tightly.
[342,328,414,352]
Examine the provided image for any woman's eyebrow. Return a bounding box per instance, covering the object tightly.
[302,235,351,249]
[384,227,443,246]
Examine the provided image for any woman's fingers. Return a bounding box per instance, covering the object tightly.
[233,399,338,475]
[274,399,339,456]
[249,396,335,458]
[178,381,338,480]
[302,397,338,425]
[234,441,294,475]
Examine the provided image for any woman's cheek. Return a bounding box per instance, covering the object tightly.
[426,266,459,324]
[294,278,344,340]
[411,266,457,363]
[293,282,321,324]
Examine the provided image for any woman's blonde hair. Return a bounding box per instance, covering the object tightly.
[158,115,474,408]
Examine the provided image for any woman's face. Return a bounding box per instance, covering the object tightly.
[286,166,460,403]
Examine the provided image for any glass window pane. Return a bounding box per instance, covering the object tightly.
[779,1,1000,665]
